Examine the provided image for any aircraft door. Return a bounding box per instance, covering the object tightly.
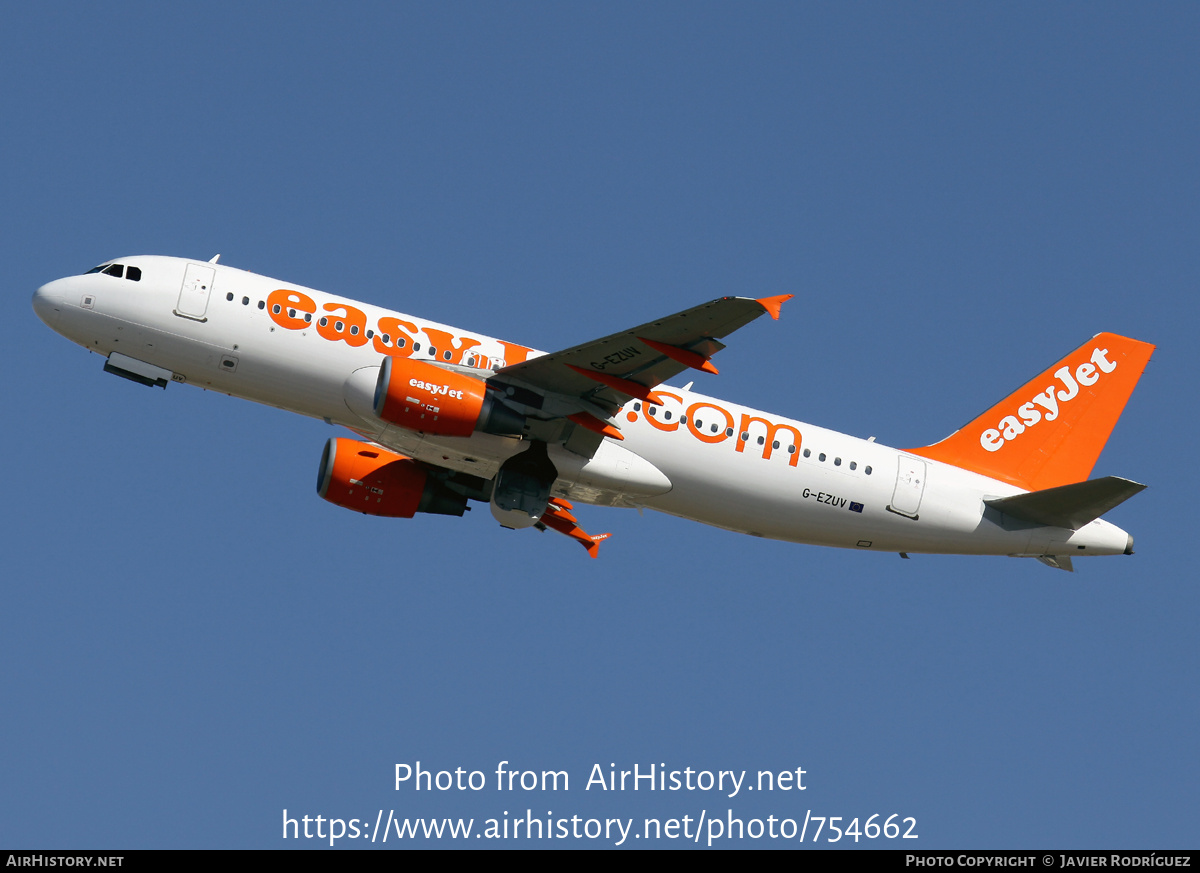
[888,456,926,518]
[175,263,215,321]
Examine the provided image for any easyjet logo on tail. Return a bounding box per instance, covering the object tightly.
[910,332,1155,492]
[980,347,1117,452]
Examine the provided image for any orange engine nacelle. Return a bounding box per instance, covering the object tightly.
[316,438,467,517]
[372,357,524,437]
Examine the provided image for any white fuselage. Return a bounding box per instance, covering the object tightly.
[32,256,1133,558]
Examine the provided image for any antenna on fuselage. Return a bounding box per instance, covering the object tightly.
[208,254,221,264]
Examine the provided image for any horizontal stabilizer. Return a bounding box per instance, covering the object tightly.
[986,476,1146,530]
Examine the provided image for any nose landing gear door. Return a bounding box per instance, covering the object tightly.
[174,263,215,322]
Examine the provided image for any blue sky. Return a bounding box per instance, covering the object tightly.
[4,2,1197,848]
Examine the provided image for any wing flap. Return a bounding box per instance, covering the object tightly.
[494,295,788,413]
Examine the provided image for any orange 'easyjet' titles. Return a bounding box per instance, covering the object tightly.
[266,289,316,330]
[267,291,533,370]
[317,303,370,347]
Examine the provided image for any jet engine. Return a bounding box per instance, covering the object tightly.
[372,357,525,437]
[316,437,467,517]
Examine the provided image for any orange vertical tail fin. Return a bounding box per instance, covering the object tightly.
[909,333,1155,491]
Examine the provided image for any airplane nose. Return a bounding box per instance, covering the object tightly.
[32,282,64,327]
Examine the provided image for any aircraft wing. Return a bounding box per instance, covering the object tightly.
[493,294,792,419]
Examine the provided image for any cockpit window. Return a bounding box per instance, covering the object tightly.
[85,262,142,281]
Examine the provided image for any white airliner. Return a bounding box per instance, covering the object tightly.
[32,255,1154,569]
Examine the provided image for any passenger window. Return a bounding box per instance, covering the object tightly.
[242,296,249,305]
[226,293,234,301]
[126,266,142,282]
[865,466,873,475]
[258,300,265,310]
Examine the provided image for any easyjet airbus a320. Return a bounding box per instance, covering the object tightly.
[33,255,1155,570]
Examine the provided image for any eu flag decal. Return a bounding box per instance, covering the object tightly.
[849,501,864,513]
